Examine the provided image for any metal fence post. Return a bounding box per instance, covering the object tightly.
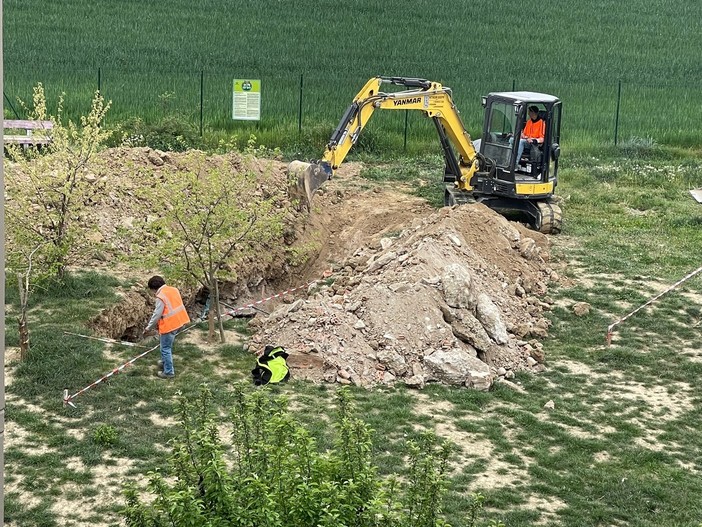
[98,67,101,93]
[403,110,409,151]
[200,71,204,137]
[298,73,304,133]
[3,92,19,118]
[614,80,621,146]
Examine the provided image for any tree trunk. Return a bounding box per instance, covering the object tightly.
[207,302,216,343]
[17,273,30,360]
[18,316,30,361]
[215,279,226,344]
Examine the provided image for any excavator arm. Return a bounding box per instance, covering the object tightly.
[290,76,491,210]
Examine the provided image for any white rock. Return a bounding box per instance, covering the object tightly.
[442,264,476,309]
[367,252,397,273]
[377,349,408,376]
[405,375,425,389]
[447,232,462,247]
[287,299,305,313]
[382,372,396,383]
[476,294,509,345]
[496,378,527,394]
[424,348,490,387]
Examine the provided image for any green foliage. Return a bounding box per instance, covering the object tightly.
[361,156,446,208]
[122,385,471,527]
[109,115,200,152]
[5,83,112,280]
[118,149,286,342]
[92,424,119,447]
[128,151,284,290]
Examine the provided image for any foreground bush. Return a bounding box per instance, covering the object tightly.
[123,385,498,527]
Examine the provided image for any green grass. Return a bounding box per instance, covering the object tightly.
[5,0,702,151]
[6,150,702,526]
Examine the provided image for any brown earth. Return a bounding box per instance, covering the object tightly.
[75,148,558,390]
[248,166,556,389]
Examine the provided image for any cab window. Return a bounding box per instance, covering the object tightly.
[483,102,517,168]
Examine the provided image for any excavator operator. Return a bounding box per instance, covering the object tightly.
[517,105,545,161]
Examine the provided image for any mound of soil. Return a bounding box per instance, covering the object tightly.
[73,148,557,390]
[249,174,557,389]
[75,147,295,337]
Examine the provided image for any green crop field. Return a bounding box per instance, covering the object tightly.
[4,0,702,151]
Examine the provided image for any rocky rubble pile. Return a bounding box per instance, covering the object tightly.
[249,203,558,390]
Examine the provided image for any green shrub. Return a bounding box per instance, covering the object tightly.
[92,424,119,447]
[110,116,200,152]
[123,385,493,527]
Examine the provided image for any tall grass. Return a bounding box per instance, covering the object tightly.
[4,0,702,149]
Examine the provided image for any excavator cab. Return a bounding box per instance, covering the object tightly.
[462,92,562,233]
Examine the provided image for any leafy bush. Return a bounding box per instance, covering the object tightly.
[110,115,200,152]
[92,424,119,447]
[122,385,496,527]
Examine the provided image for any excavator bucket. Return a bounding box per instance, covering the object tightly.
[690,189,702,204]
[287,160,333,211]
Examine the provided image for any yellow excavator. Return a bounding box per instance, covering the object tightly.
[290,76,563,234]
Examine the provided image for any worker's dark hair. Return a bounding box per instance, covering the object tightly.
[528,105,539,114]
[147,275,166,291]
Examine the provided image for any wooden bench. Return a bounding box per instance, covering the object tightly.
[4,119,54,147]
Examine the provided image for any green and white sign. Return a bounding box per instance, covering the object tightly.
[233,79,261,121]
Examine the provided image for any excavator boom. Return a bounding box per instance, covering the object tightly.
[291,76,486,210]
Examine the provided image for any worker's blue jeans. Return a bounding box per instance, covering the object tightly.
[160,330,178,376]
[516,138,529,162]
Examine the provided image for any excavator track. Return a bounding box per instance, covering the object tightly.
[534,200,562,234]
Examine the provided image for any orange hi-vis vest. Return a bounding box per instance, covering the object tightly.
[156,285,191,334]
[523,119,545,143]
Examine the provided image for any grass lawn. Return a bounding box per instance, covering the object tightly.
[4,0,702,149]
[4,145,702,526]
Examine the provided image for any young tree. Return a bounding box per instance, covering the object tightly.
[122,386,461,527]
[5,84,111,359]
[138,151,284,343]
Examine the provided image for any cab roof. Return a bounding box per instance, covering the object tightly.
[487,91,560,104]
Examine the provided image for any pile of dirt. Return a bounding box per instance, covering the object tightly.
[249,191,558,390]
[44,147,558,390]
[73,147,298,337]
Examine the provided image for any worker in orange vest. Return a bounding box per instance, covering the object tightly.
[143,276,191,379]
[516,105,545,162]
